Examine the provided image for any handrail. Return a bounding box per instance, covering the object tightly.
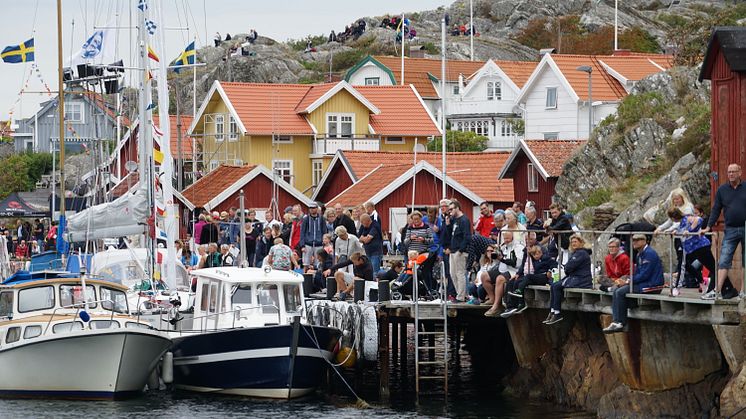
[186,303,281,332]
[43,298,115,334]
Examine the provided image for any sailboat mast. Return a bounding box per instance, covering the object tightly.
[57,0,66,217]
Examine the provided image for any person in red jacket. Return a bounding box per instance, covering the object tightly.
[290,204,304,251]
[15,239,29,260]
[601,237,630,291]
[474,202,495,237]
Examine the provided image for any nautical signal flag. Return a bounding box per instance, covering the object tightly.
[147,45,160,62]
[2,38,34,63]
[171,41,195,73]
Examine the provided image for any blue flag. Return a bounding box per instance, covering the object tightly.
[171,41,195,73]
[2,38,34,63]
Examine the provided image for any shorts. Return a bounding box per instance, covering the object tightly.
[719,227,745,269]
[487,266,510,284]
[341,272,354,286]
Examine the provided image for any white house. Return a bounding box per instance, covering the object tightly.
[514,52,672,141]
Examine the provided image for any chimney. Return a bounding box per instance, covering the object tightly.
[409,45,426,58]
[539,48,557,58]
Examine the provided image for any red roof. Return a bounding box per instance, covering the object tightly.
[294,83,336,112]
[373,56,485,98]
[524,140,586,177]
[339,150,513,203]
[154,115,196,156]
[327,164,409,207]
[180,164,256,207]
[355,85,440,136]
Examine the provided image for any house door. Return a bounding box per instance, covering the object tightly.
[389,207,409,253]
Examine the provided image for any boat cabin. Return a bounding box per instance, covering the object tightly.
[190,267,306,331]
[90,248,191,291]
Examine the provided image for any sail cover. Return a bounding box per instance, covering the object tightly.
[65,189,148,242]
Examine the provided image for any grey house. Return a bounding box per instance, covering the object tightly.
[14,90,127,154]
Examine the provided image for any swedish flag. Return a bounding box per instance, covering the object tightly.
[1,38,34,63]
[170,41,195,73]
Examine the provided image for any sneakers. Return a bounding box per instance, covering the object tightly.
[500,308,518,318]
[447,295,457,303]
[701,290,720,300]
[602,322,626,334]
[338,291,348,301]
[507,289,524,298]
[467,297,479,305]
[544,313,564,325]
[515,304,529,314]
[542,312,553,324]
[484,307,500,317]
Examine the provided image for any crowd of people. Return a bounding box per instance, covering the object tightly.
[2,218,57,261]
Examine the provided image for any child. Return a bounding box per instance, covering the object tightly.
[378,260,404,282]
[322,233,334,256]
[393,250,428,289]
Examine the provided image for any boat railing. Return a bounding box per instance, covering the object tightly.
[43,299,116,334]
[180,304,282,333]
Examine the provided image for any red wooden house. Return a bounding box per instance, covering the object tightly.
[700,27,746,200]
[498,139,585,216]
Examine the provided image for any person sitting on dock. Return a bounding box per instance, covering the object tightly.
[545,234,593,325]
[377,260,404,282]
[502,243,557,318]
[482,231,521,316]
[599,238,630,292]
[204,243,222,268]
[327,252,374,301]
[220,244,235,267]
[603,234,664,333]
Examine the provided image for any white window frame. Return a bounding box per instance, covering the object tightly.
[272,135,293,144]
[215,114,225,142]
[487,81,501,101]
[272,159,293,185]
[384,136,405,144]
[452,85,459,95]
[64,102,84,123]
[209,160,219,171]
[234,159,243,166]
[228,115,238,142]
[326,113,355,138]
[543,132,559,140]
[527,163,539,192]
[545,87,558,109]
[501,121,513,137]
[364,77,380,86]
[312,160,323,186]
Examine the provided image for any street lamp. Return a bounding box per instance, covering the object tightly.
[576,65,593,138]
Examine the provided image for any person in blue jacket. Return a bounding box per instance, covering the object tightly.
[545,234,593,325]
[603,233,664,333]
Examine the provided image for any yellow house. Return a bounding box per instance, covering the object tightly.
[187,80,442,195]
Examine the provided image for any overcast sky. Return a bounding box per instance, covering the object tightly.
[1,0,450,122]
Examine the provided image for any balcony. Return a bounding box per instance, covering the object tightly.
[485,136,521,151]
[313,135,381,155]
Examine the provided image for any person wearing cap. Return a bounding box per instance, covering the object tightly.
[603,233,664,333]
[300,202,327,267]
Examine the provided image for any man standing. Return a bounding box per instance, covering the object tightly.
[474,202,494,237]
[290,204,304,251]
[603,234,664,333]
[358,214,383,273]
[444,199,472,302]
[525,206,545,241]
[333,203,356,236]
[300,203,326,267]
[544,203,572,263]
[364,201,380,225]
[701,163,746,299]
[263,208,282,230]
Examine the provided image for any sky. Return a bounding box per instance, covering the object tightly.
[1,0,450,122]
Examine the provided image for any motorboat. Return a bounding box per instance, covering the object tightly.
[167,266,341,399]
[0,271,171,399]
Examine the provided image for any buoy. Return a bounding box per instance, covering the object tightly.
[335,346,357,368]
[79,310,90,322]
[161,352,174,384]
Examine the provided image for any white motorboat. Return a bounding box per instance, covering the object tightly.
[0,272,171,399]
[167,267,341,399]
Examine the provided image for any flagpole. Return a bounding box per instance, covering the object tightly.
[56,0,66,220]
[470,0,474,61]
[614,0,618,51]
[441,16,447,200]
[400,12,404,85]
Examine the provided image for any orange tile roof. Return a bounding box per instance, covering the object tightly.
[480,60,538,89]
[180,164,256,207]
[355,85,440,136]
[598,56,673,83]
[339,150,514,203]
[328,164,409,207]
[220,83,314,135]
[524,140,586,177]
[294,83,336,112]
[154,115,196,156]
[373,56,485,98]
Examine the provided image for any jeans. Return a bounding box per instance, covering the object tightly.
[550,280,564,311]
[719,227,745,269]
[507,273,549,309]
[369,254,382,274]
[612,284,631,324]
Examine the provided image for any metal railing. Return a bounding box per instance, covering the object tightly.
[43,299,115,334]
[169,303,282,334]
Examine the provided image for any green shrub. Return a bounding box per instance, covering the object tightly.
[427,130,488,152]
[287,35,327,51]
[615,92,667,133]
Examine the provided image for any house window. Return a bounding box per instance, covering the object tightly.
[209,160,219,171]
[215,114,224,141]
[385,137,404,144]
[452,85,460,95]
[273,135,293,144]
[24,140,34,152]
[501,121,513,137]
[364,77,380,86]
[273,160,293,185]
[312,160,323,186]
[487,82,501,101]
[460,120,489,136]
[327,113,353,138]
[545,87,557,109]
[527,163,539,192]
[228,116,238,142]
[543,132,559,140]
[64,102,84,123]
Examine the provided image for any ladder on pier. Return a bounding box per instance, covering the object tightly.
[413,260,448,395]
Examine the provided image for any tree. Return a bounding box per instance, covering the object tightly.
[427,130,488,152]
[0,152,53,201]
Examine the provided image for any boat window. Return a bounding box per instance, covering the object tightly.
[257,283,279,315]
[0,292,13,318]
[23,325,42,339]
[91,320,119,330]
[52,321,84,334]
[231,285,253,305]
[6,327,20,343]
[18,286,55,313]
[125,322,151,330]
[96,265,124,283]
[59,284,97,309]
[200,283,210,311]
[100,287,128,314]
[209,283,218,313]
[283,284,302,313]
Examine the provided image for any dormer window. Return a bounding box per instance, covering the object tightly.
[545,87,557,109]
[487,82,501,101]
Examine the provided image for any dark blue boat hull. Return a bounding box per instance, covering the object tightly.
[171,324,341,398]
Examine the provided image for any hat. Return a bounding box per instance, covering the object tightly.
[284,206,293,213]
[211,211,220,218]
[308,202,318,208]
[632,233,647,241]
[220,211,228,219]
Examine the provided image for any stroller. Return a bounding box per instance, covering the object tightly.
[390,252,441,301]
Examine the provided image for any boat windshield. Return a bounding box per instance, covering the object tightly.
[18,286,55,313]
[256,283,279,315]
[231,285,253,305]
[59,284,97,308]
[100,287,128,314]
[283,284,302,313]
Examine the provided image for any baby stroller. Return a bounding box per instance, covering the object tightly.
[391,252,440,301]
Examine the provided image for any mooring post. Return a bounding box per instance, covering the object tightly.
[400,320,407,366]
[392,317,399,361]
[378,309,390,400]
